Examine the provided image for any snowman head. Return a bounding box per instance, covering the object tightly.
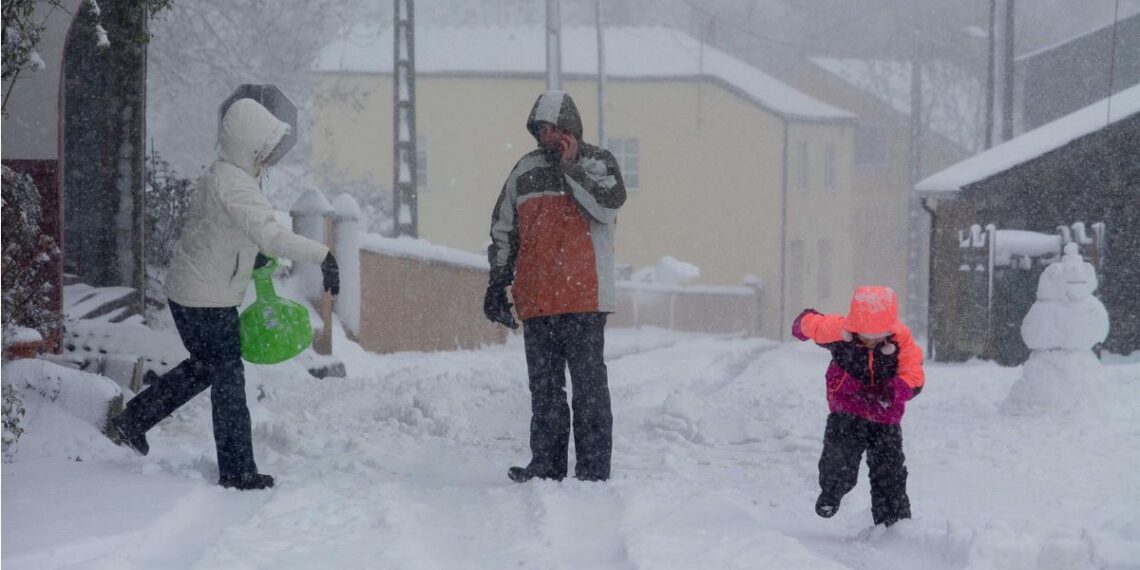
[1037,243,1098,301]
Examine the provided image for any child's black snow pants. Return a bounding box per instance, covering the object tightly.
[818,412,911,526]
[522,313,612,481]
[115,301,258,479]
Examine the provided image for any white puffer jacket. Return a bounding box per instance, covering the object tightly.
[165,99,329,308]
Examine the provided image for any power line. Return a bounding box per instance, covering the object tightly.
[676,0,811,50]
[668,0,902,79]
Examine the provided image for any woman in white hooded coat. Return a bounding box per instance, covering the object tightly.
[111,98,338,490]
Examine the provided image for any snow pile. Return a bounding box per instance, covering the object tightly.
[631,256,701,285]
[1,359,123,462]
[1003,243,1111,416]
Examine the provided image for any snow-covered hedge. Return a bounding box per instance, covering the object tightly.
[144,152,195,304]
[1,165,62,342]
[2,382,25,462]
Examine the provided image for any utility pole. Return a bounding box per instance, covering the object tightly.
[985,0,996,148]
[907,31,926,334]
[596,0,607,147]
[546,0,562,91]
[1001,0,1016,141]
[392,0,418,237]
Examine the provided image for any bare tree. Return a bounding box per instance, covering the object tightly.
[146,0,377,175]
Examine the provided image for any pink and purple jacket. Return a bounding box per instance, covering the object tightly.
[792,310,925,425]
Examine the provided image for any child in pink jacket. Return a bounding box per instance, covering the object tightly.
[792,286,925,527]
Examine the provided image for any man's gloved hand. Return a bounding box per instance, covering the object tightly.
[321,252,340,296]
[483,267,518,329]
[483,285,519,329]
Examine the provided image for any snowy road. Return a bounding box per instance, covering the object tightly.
[4,326,1139,569]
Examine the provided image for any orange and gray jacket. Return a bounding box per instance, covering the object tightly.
[488,91,627,321]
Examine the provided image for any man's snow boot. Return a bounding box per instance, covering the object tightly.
[508,466,534,483]
[219,473,275,490]
[508,465,563,483]
[111,416,149,456]
[815,493,840,518]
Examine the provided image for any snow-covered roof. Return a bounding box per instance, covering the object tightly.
[1017,11,1140,62]
[915,82,1140,195]
[314,26,854,121]
[810,57,982,151]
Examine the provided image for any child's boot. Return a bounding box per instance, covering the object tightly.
[815,492,841,518]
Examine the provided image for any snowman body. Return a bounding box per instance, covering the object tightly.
[1002,243,1109,415]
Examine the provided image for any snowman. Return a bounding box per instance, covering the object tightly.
[1001,242,1110,415]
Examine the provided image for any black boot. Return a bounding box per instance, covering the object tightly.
[815,492,841,518]
[219,473,275,490]
[508,465,562,483]
[111,415,149,456]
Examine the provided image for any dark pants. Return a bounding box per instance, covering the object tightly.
[818,412,911,526]
[116,301,257,479]
[522,313,612,480]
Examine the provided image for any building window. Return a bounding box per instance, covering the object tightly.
[416,133,428,189]
[817,239,832,301]
[609,138,639,189]
[797,141,809,191]
[823,143,836,193]
[789,239,804,312]
[855,125,886,165]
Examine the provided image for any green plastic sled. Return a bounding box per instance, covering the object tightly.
[239,256,313,364]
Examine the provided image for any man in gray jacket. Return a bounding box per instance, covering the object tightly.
[111,98,338,490]
[485,90,626,483]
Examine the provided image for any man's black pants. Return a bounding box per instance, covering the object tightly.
[116,301,258,479]
[819,412,911,526]
[522,313,612,480]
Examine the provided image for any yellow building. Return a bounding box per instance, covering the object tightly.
[312,26,857,338]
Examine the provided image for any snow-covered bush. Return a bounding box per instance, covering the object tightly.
[1,165,63,341]
[2,381,25,462]
[144,151,195,304]
[328,179,394,236]
[1,0,55,87]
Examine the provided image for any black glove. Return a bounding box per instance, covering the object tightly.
[483,268,518,329]
[254,253,271,269]
[483,285,518,329]
[321,252,340,296]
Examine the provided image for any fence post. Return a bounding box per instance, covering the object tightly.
[744,275,763,336]
[332,194,362,338]
[632,287,640,328]
[290,188,334,302]
[668,291,677,330]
